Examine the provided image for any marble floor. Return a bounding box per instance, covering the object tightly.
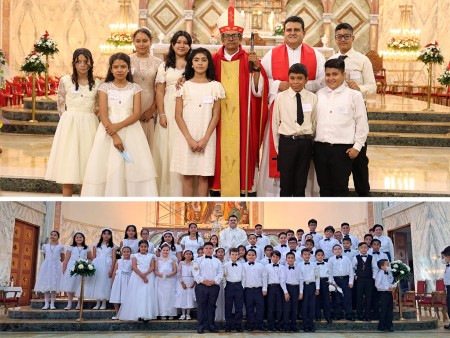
[0,133,449,196]
[1,329,450,337]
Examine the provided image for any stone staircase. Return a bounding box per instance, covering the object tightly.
[0,298,438,332]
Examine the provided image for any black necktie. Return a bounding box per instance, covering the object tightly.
[336,255,342,259]
[447,263,450,267]
[317,262,324,265]
[344,235,349,238]
[251,246,256,248]
[310,232,316,235]
[289,266,295,270]
[325,239,330,241]
[338,55,348,61]
[295,92,304,126]
[256,235,262,238]
[281,244,287,248]
[310,251,314,255]
[385,271,388,275]
[273,264,279,267]
[205,255,212,259]
[232,263,237,266]
[291,249,296,253]
[268,259,271,264]
[344,250,351,253]
[304,262,310,265]
[248,262,255,265]
[373,252,380,255]
[361,255,367,258]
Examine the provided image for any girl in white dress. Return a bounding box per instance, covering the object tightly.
[155,243,178,319]
[237,245,248,264]
[118,240,158,321]
[180,223,205,259]
[156,230,182,261]
[60,232,92,310]
[210,235,219,250]
[130,27,163,149]
[214,247,226,321]
[84,228,116,309]
[120,224,139,254]
[170,48,225,197]
[154,31,192,196]
[34,231,65,310]
[81,53,158,197]
[140,228,155,254]
[175,250,196,320]
[45,49,101,197]
[110,246,132,319]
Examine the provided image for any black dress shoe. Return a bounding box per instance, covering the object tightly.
[209,328,218,333]
[256,325,268,331]
[247,328,254,332]
[236,328,243,332]
[310,327,316,332]
[444,324,450,330]
[292,327,299,332]
[327,319,332,324]
[304,328,310,332]
[225,328,231,332]
[197,328,204,334]
[277,327,284,332]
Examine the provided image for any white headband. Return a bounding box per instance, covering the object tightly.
[101,227,113,233]
[162,230,174,237]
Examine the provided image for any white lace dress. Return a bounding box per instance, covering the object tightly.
[170,80,225,176]
[110,258,133,304]
[122,238,140,254]
[34,244,64,292]
[84,244,115,300]
[153,63,184,196]
[175,261,196,309]
[45,75,101,184]
[118,253,158,320]
[155,257,178,316]
[81,81,158,197]
[60,246,91,295]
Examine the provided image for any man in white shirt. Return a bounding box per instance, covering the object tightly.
[301,219,323,245]
[340,222,359,250]
[329,23,376,197]
[258,15,325,197]
[219,214,248,253]
[373,224,394,261]
[314,58,369,197]
[255,224,271,248]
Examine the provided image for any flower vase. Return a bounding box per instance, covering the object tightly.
[424,63,434,111]
[77,276,85,322]
[30,74,38,123]
[44,54,50,100]
[398,282,405,320]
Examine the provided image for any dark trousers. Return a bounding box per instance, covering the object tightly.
[244,287,265,329]
[267,284,284,329]
[316,277,331,320]
[378,291,394,330]
[314,142,353,197]
[356,277,373,318]
[283,284,299,330]
[352,142,370,196]
[225,282,244,329]
[446,286,450,316]
[334,276,353,319]
[302,283,317,330]
[278,136,312,197]
[371,286,381,320]
[195,284,220,331]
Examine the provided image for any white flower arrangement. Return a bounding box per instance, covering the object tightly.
[390,260,411,281]
[34,31,59,56]
[438,65,450,86]
[70,259,96,277]
[418,41,444,65]
[20,50,46,75]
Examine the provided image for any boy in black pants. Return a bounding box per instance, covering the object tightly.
[281,252,301,332]
[353,242,373,321]
[315,249,332,324]
[265,250,284,331]
[375,259,395,332]
[224,248,244,332]
[299,248,320,332]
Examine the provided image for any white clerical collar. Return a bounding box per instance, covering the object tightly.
[224,49,239,60]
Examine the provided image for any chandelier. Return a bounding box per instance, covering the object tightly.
[379,5,421,61]
[100,0,138,55]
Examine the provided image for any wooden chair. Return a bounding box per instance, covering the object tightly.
[437,86,450,106]
[366,50,387,95]
[432,291,448,321]
[402,291,417,309]
[0,289,21,314]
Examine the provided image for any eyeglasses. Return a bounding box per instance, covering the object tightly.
[222,33,242,40]
[335,34,353,41]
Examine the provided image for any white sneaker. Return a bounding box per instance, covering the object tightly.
[75,305,80,310]
[64,305,72,310]
[42,305,49,310]
[112,316,118,320]
[100,305,107,310]
[186,315,191,320]
[168,316,173,320]
[179,315,186,320]
[92,305,100,310]
[50,306,56,310]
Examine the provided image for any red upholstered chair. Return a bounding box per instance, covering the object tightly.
[416,280,433,316]
[0,289,21,314]
[436,279,446,292]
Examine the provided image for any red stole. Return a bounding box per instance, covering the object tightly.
[269,43,317,178]
[211,46,269,194]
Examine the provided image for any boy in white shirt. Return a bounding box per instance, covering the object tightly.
[375,259,395,332]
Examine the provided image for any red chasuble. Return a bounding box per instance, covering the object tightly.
[211,46,269,195]
[268,43,317,178]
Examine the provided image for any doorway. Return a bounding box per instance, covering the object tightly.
[10,220,39,306]
[389,224,414,291]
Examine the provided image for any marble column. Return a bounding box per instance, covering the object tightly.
[369,14,379,51]
[1,0,11,61]
[184,10,194,35]
[322,12,333,47]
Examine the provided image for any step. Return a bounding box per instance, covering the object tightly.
[0,317,437,332]
[23,96,58,110]
[1,106,60,123]
[369,120,450,134]
[0,178,81,195]
[1,120,57,134]
[30,299,113,310]
[368,132,450,147]
[367,110,450,122]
